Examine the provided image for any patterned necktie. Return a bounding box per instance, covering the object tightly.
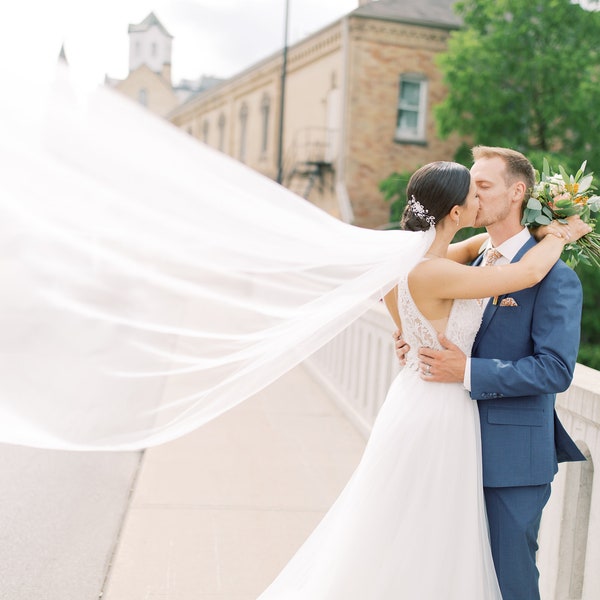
[479,248,503,306]
[482,247,503,267]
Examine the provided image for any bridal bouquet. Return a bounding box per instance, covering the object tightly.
[522,158,600,268]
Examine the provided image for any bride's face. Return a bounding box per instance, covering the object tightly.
[460,180,480,227]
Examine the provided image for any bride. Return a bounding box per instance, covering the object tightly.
[257,162,589,599]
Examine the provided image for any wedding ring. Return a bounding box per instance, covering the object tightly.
[424,364,431,376]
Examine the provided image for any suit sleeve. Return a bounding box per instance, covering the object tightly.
[470,264,582,400]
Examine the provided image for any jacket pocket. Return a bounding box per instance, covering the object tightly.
[487,406,544,427]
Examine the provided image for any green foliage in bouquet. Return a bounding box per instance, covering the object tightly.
[522,158,600,268]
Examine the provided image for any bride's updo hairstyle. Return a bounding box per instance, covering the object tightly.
[401,161,471,231]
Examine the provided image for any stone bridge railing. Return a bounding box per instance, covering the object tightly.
[305,303,600,600]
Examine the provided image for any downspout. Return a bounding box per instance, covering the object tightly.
[336,15,355,224]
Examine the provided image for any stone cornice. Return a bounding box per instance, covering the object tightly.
[349,17,451,52]
[286,24,342,73]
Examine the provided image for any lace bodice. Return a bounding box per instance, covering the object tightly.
[396,275,484,372]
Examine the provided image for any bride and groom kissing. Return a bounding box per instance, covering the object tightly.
[259,146,589,599]
[395,146,587,600]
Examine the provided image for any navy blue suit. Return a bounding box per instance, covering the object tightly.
[471,235,585,599]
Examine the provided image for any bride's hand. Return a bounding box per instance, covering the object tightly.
[533,215,592,243]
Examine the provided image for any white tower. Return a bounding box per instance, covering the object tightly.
[128,12,173,83]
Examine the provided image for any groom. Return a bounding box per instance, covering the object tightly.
[397,146,586,600]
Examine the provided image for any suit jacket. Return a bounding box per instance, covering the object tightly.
[471,235,586,488]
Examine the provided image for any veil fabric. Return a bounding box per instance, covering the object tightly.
[0,65,433,450]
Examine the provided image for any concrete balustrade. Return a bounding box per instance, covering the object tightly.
[305,302,600,600]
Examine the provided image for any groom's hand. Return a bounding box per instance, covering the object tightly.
[393,330,410,366]
[418,333,466,383]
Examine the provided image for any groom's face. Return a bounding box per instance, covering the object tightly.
[470,157,515,228]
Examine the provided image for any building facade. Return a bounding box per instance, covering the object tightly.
[168,0,464,229]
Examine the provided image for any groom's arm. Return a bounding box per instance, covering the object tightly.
[418,265,582,397]
[469,266,582,399]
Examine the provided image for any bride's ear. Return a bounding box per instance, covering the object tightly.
[449,205,461,226]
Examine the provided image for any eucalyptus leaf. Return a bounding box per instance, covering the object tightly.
[535,215,552,225]
[542,206,554,218]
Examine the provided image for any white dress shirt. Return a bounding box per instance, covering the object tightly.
[463,227,531,391]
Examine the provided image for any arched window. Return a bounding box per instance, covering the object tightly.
[139,88,148,107]
[202,120,210,144]
[260,94,271,154]
[239,103,249,163]
[218,113,226,152]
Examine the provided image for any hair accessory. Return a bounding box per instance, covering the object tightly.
[408,195,436,228]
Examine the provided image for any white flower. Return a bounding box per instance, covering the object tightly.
[587,195,600,212]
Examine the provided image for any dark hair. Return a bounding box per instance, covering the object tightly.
[400,161,471,232]
[471,146,535,200]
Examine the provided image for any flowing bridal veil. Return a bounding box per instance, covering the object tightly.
[0,65,433,450]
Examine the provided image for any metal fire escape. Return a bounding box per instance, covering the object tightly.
[283,127,337,200]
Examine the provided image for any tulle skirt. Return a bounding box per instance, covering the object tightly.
[258,368,502,599]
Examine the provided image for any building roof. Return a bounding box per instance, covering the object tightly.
[128,12,173,38]
[351,0,462,30]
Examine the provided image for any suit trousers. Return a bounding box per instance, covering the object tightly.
[484,484,552,600]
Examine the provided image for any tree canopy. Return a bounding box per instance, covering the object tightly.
[436,0,600,170]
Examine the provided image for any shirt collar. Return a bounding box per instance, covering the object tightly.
[487,227,531,262]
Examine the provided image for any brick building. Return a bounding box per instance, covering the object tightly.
[169,0,464,229]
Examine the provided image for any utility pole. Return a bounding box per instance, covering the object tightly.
[276,0,290,184]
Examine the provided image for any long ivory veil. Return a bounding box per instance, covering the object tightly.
[0,65,433,450]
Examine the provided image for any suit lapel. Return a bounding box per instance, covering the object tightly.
[472,235,536,354]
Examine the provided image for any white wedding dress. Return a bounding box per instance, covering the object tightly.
[258,274,502,599]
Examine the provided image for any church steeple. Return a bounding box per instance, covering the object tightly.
[127,12,173,83]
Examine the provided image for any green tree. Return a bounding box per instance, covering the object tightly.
[436,0,600,169]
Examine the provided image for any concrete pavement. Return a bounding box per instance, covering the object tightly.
[102,364,367,599]
[0,444,140,600]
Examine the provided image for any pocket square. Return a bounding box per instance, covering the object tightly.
[499,297,518,307]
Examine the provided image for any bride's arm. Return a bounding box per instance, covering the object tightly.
[412,216,590,301]
[383,287,402,330]
[445,232,489,264]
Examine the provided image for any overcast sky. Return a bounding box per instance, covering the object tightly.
[5,0,359,87]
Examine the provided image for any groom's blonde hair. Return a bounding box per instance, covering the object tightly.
[472,146,535,200]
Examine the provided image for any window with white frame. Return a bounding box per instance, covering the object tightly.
[396,75,428,142]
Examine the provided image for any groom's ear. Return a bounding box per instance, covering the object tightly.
[511,180,527,203]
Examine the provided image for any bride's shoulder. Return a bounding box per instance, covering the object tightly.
[409,256,454,277]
